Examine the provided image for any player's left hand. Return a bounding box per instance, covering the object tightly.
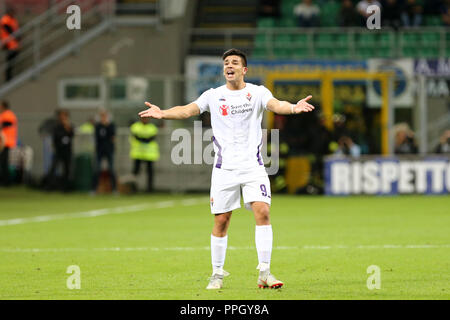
[293,95,315,114]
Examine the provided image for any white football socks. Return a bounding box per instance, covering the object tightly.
[255,225,273,271]
[211,234,228,272]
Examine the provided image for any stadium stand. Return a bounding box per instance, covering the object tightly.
[187,0,449,58]
[190,0,259,55]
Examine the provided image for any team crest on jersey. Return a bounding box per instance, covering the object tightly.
[246,92,252,101]
[219,105,229,116]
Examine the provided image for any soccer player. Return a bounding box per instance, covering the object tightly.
[138,48,314,290]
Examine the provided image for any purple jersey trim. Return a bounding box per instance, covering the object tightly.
[256,137,263,165]
[212,136,223,168]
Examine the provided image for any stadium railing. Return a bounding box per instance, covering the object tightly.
[0,0,161,96]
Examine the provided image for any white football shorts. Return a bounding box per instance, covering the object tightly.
[209,166,271,214]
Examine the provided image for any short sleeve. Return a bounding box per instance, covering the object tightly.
[194,89,212,114]
[260,86,274,110]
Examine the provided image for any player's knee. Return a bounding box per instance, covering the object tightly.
[254,205,270,224]
[214,212,231,228]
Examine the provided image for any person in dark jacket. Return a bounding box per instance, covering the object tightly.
[45,109,74,191]
[92,108,116,193]
[434,130,450,154]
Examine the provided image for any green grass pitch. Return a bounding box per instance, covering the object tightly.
[0,187,449,300]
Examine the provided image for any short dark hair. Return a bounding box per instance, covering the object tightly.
[1,101,9,109]
[6,7,15,16]
[56,108,69,117]
[222,48,247,67]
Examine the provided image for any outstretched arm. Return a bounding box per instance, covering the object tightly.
[266,95,315,115]
[138,102,200,120]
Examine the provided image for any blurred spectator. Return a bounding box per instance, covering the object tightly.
[0,7,20,81]
[331,113,349,142]
[310,114,333,189]
[441,0,450,26]
[293,0,320,27]
[356,0,382,26]
[394,123,418,154]
[130,117,160,192]
[434,130,450,154]
[0,100,17,186]
[340,0,360,27]
[334,136,362,157]
[38,111,59,175]
[78,117,94,135]
[401,0,423,27]
[424,0,444,15]
[312,114,333,156]
[382,0,402,28]
[258,0,281,17]
[92,109,117,194]
[44,109,74,191]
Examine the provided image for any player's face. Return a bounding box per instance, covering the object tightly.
[223,55,247,82]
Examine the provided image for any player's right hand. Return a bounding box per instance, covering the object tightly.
[139,102,163,119]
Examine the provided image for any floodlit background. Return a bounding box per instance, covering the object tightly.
[0,0,449,300]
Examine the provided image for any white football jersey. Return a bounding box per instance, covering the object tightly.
[194,82,273,170]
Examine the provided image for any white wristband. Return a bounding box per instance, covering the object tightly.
[291,104,295,114]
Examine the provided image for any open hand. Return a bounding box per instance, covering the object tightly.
[293,95,315,114]
[138,102,163,119]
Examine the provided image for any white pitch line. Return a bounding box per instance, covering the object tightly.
[0,198,208,227]
[1,244,449,253]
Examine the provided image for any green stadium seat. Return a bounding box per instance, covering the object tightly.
[402,46,427,58]
[357,33,378,46]
[333,47,350,59]
[378,33,393,45]
[291,34,308,44]
[315,33,334,47]
[401,47,414,57]
[356,48,374,59]
[274,47,291,59]
[280,1,296,19]
[424,15,443,26]
[422,47,440,58]
[319,0,340,27]
[274,34,291,49]
[315,47,332,58]
[257,17,276,28]
[401,33,420,45]
[421,32,440,44]
[277,17,296,27]
[291,48,310,59]
[252,47,270,59]
[254,34,269,48]
[335,34,349,46]
[378,47,392,58]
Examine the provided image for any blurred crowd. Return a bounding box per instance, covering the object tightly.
[38,108,160,194]
[1,7,20,82]
[267,108,450,193]
[1,101,449,193]
[0,101,160,193]
[259,0,450,27]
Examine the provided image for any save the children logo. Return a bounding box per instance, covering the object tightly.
[246,92,252,101]
[219,105,230,116]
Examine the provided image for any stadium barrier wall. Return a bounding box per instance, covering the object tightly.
[324,155,450,195]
